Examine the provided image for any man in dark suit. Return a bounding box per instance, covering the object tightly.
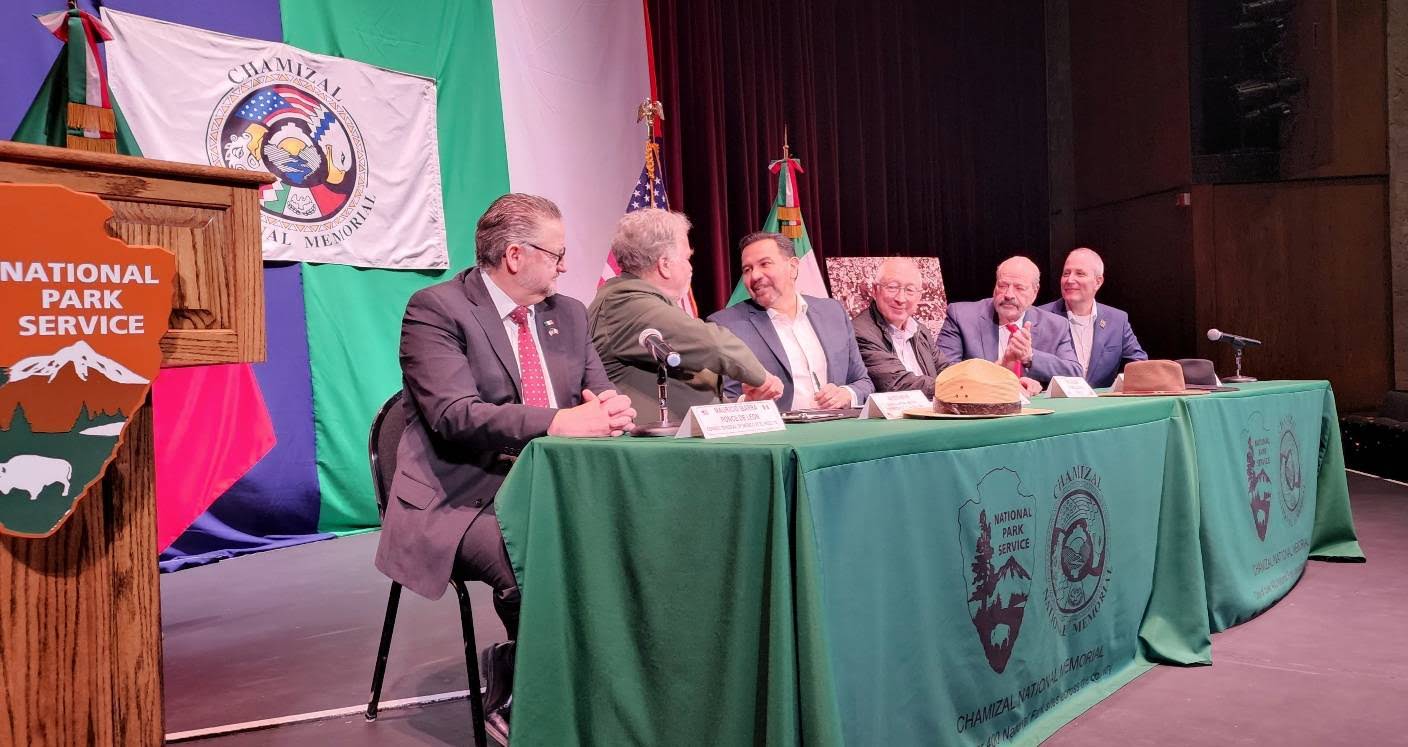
[707,232,873,411]
[851,257,948,396]
[375,193,635,732]
[1038,247,1147,388]
[938,256,1081,387]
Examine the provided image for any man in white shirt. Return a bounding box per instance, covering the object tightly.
[707,232,874,411]
[1037,247,1147,387]
[850,258,948,396]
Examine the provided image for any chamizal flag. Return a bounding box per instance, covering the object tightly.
[101,9,447,269]
[727,147,828,306]
[10,7,276,552]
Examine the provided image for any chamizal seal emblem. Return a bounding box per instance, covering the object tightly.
[0,184,175,538]
[1046,466,1109,635]
[958,467,1035,674]
[1278,416,1305,525]
[207,70,370,246]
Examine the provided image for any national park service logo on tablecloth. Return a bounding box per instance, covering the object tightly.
[1046,466,1110,635]
[0,184,174,538]
[1278,416,1305,525]
[958,468,1035,673]
[1242,412,1273,542]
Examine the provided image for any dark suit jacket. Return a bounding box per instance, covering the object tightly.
[1037,298,1147,388]
[707,295,874,411]
[936,299,1081,383]
[375,267,611,600]
[851,301,947,397]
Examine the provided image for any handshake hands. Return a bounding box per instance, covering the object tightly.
[742,373,785,402]
[548,389,637,438]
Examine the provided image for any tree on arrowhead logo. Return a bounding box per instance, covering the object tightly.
[0,184,174,538]
[958,467,1036,674]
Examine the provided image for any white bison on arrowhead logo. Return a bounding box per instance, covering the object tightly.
[0,455,72,501]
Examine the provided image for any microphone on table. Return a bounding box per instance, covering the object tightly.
[1206,329,1262,348]
[638,328,682,368]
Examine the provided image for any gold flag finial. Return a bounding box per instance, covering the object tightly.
[637,99,664,133]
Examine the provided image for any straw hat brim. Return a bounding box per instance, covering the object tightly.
[904,407,1055,419]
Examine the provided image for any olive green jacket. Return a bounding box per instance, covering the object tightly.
[588,275,768,421]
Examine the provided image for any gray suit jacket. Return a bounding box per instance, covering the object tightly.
[1037,299,1147,388]
[375,267,611,600]
[851,301,948,397]
[707,295,874,411]
[936,299,1081,383]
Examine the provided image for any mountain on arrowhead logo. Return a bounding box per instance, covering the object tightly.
[0,341,149,433]
[0,183,174,538]
[958,467,1036,674]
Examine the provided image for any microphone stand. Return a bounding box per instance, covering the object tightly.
[632,359,678,436]
[1223,343,1257,383]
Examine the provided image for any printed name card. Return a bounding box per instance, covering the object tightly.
[1048,376,1097,398]
[861,390,932,419]
[675,400,786,439]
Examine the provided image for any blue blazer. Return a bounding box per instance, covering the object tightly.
[707,296,874,411]
[936,299,1081,384]
[1037,299,1147,388]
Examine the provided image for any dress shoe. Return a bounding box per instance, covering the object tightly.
[484,701,511,744]
[478,641,515,714]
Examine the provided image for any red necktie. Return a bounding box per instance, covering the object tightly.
[1005,323,1024,378]
[509,305,550,407]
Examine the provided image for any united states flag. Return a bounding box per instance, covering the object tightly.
[600,136,697,316]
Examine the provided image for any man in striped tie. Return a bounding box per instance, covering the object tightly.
[376,193,636,736]
[937,256,1079,392]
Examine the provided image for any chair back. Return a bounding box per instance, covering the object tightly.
[368,390,408,519]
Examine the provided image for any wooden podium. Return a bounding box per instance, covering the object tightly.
[0,141,270,745]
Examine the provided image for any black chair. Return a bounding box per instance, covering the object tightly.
[365,390,488,747]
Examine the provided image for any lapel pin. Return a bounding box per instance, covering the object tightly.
[544,319,559,336]
[1099,318,1108,329]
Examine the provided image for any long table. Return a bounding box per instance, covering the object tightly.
[496,381,1362,745]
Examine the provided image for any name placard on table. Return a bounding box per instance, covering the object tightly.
[675,400,787,439]
[1048,376,1097,398]
[861,390,932,419]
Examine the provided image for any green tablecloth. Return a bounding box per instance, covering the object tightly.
[496,381,1361,745]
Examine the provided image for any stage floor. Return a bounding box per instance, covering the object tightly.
[163,471,1408,745]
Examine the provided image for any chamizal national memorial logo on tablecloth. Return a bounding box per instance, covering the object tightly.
[1046,466,1110,635]
[1277,415,1305,525]
[0,184,174,538]
[1243,412,1273,541]
[207,63,372,248]
[958,467,1035,674]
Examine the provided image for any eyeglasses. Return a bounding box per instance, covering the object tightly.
[878,282,923,297]
[525,242,567,264]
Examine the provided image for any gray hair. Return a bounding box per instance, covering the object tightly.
[1067,247,1105,277]
[870,257,922,285]
[738,231,795,258]
[474,193,562,268]
[610,208,692,275]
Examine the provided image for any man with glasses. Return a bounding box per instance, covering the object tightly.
[376,193,636,736]
[938,255,1079,388]
[851,258,950,396]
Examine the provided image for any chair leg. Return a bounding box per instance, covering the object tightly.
[453,580,489,747]
[366,581,404,721]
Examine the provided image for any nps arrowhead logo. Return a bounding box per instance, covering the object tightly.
[958,468,1036,674]
[0,184,174,538]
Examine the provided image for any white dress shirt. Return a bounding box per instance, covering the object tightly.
[886,316,924,376]
[994,311,1028,364]
[1065,302,1097,377]
[766,294,855,409]
[482,271,558,407]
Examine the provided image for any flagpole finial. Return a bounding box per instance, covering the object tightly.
[636,99,664,134]
[782,126,790,161]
